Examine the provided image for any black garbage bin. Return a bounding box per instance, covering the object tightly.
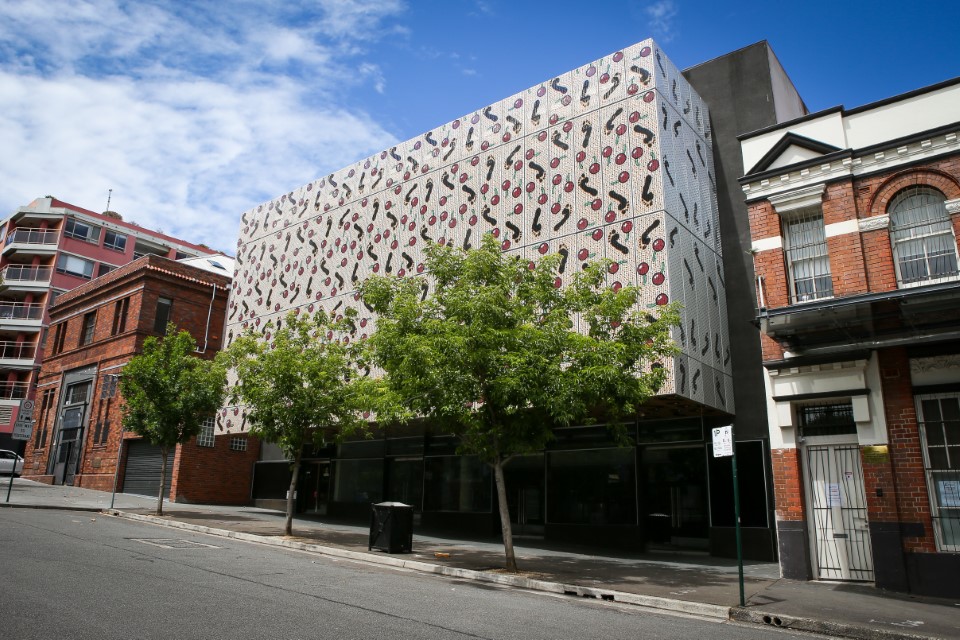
[369,501,413,553]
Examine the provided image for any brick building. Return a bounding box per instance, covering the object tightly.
[21,254,258,506]
[741,78,960,595]
[0,196,219,451]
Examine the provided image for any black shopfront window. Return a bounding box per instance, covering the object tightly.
[547,448,636,525]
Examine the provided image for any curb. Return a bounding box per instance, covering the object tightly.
[729,608,940,640]
[1,502,105,512]
[106,509,731,621]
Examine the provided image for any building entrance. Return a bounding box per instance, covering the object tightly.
[642,445,708,549]
[803,443,873,581]
[298,461,330,515]
[505,454,545,537]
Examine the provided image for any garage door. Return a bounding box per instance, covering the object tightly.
[123,440,174,498]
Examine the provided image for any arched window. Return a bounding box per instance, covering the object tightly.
[888,187,958,286]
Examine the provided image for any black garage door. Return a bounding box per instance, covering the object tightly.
[123,440,174,498]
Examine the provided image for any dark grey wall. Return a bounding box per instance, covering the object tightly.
[682,42,806,441]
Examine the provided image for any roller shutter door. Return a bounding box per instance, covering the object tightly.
[123,441,173,498]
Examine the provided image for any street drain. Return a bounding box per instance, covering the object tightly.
[130,538,220,549]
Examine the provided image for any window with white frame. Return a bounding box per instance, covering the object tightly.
[782,206,834,303]
[889,187,958,286]
[916,393,960,551]
[197,417,215,448]
[56,253,95,279]
[103,229,127,252]
[63,218,101,244]
[229,436,247,452]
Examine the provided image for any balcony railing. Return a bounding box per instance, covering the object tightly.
[0,381,29,401]
[0,302,44,321]
[0,341,38,360]
[2,265,53,283]
[5,228,59,246]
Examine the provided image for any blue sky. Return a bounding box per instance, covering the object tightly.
[1,0,957,254]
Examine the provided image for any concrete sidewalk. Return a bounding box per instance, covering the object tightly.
[3,478,958,639]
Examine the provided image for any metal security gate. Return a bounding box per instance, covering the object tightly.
[804,445,873,581]
[123,441,173,499]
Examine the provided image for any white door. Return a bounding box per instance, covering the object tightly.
[804,444,873,581]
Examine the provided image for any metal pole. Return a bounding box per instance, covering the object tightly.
[109,426,124,510]
[732,441,745,608]
[5,465,13,502]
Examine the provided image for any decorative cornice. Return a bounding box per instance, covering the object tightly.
[946,198,960,215]
[911,354,960,375]
[743,129,960,203]
[858,215,890,233]
[767,184,826,214]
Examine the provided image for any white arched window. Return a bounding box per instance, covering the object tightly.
[888,187,958,286]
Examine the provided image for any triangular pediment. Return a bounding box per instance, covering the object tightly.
[748,132,843,175]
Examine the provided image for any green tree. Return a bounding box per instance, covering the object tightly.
[361,234,679,572]
[120,325,227,516]
[221,309,373,536]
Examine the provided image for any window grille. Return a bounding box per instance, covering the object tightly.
[229,436,247,452]
[917,394,960,551]
[783,207,833,303]
[797,402,856,438]
[81,311,96,346]
[889,187,959,286]
[197,417,215,448]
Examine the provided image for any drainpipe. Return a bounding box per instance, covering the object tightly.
[196,284,216,354]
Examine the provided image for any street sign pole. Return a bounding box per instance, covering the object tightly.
[712,424,745,608]
[732,437,745,608]
[7,399,35,502]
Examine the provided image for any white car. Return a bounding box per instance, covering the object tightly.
[0,449,24,477]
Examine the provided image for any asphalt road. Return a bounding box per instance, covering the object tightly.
[1,509,820,640]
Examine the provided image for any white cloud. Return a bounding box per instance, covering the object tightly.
[0,0,406,254]
[645,0,678,43]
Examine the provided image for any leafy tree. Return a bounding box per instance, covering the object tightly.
[361,234,679,571]
[221,309,373,536]
[120,325,227,516]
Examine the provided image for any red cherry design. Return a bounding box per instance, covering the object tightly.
[616,124,627,136]
[460,204,468,214]
[561,95,572,106]
[502,179,511,191]
[586,66,597,77]
[638,262,649,275]
[589,162,600,174]
[553,277,563,289]
[525,149,535,160]
[564,181,575,193]
[578,248,589,260]
[551,203,562,214]
[592,229,603,241]
[481,141,490,151]
[471,156,480,166]
[563,121,573,133]
[608,263,619,274]
[440,195,447,205]
[526,181,536,193]
[655,293,668,305]
[621,221,633,233]
[537,86,546,97]
[600,73,610,84]
[613,51,623,62]
[512,187,522,198]
[627,84,638,95]
[652,272,665,285]
[480,183,489,194]
[549,114,559,125]
[514,160,523,171]
[618,171,630,183]
[643,91,655,103]
[550,158,560,169]
[602,146,613,158]
[605,210,616,223]
[632,147,643,160]
[615,153,627,165]
[653,238,665,251]
[591,199,603,211]
[640,46,651,57]
[647,158,660,171]
[469,215,478,225]
[492,228,501,238]
[491,194,500,205]
[538,194,548,205]
[538,242,549,255]
[514,98,523,108]
[552,174,563,185]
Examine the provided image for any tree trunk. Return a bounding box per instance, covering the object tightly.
[284,450,302,536]
[492,458,517,572]
[156,445,168,517]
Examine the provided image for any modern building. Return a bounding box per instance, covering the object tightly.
[741,78,960,595]
[224,40,807,560]
[0,196,220,451]
[21,254,259,505]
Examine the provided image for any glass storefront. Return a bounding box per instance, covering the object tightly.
[423,455,491,512]
[547,448,636,525]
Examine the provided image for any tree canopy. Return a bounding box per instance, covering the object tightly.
[120,325,227,515]
[221,309,373,535]
[361,234,679,570]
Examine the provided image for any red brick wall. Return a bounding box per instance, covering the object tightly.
[171,433,260,505]
[771,448,805,521]
[876,348,937,553]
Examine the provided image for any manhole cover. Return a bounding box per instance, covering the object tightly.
[130,538,220,549]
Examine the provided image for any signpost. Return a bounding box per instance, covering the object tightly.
[7,400,35,502]
[713,425,745,607]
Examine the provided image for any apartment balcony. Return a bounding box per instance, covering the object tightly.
[0,302,44,331]
[0,341,39,369]
[0,265,53,292]
[3,228,60,257]
[0,381,30,407]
